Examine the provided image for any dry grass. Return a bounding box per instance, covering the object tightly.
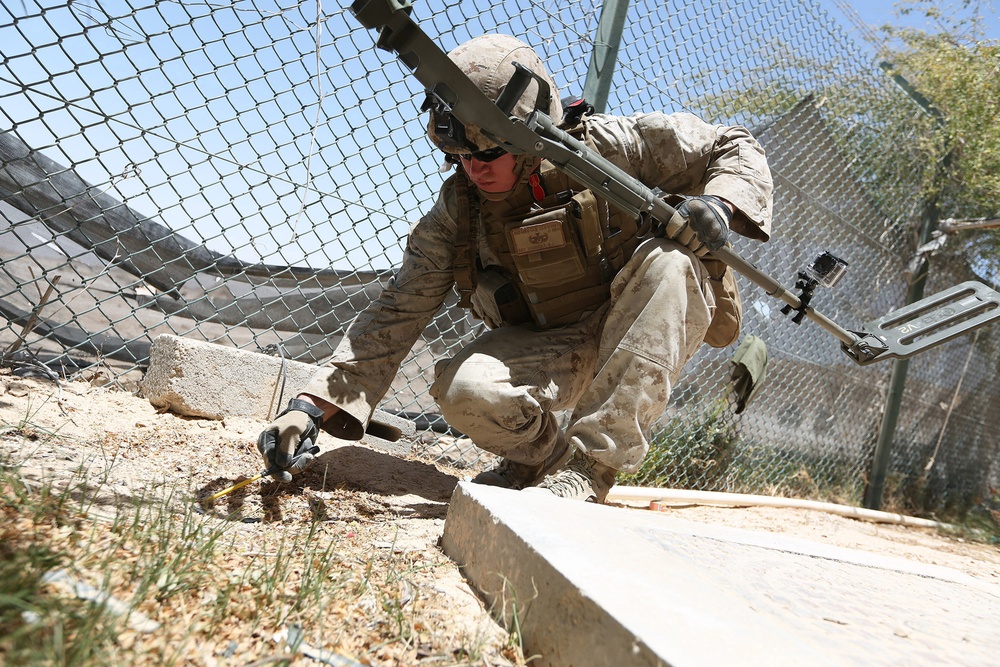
[0,422,524,667]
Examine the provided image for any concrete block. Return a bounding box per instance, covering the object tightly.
[442,482,1000,667]
[141,334,415,455]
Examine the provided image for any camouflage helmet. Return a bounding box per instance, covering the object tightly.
[426,34,563,154]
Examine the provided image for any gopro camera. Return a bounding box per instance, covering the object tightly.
[805,251,849,289]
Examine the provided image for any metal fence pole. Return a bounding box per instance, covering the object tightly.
[864,66,945,510]
[582,0,630,113]
[865,194,941,508]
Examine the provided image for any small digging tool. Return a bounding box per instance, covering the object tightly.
[205,443,320,502]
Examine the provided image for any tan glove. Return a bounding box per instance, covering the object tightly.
[256,398,324,482]
[660,195,732,256]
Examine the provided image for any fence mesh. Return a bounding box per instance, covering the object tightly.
[1,0,997,519]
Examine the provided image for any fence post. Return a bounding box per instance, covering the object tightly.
[582,0,629,113]
[864,190,941,509]
[864,65,946,510]
[863,212,934,507]
[864,247,935,510]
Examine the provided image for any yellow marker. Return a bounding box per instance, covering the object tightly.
[205,469,270,502]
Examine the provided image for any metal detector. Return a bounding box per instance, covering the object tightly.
[348,0,1000,365]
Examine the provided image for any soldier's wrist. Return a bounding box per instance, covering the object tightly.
[282,397,326,425]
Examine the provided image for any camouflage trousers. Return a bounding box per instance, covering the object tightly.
[430,238,714,473]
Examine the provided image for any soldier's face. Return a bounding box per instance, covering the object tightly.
[460,152,519,194]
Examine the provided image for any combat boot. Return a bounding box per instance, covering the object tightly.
[524,450,617,503]
[470,437,570,490]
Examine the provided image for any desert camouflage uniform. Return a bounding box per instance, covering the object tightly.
[303,111,773,472]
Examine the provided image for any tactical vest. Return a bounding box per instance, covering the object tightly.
[453,118,742,346]
[447,120,644,329]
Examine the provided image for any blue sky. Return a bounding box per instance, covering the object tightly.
[833,0,1000,41]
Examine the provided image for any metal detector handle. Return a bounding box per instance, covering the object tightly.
[495,62,533,115]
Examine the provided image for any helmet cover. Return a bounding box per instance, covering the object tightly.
[426,34,563,154]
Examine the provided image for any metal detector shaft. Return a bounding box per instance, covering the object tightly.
[349,0,1000,364]
[535,110,1000,362]
[518,113,864,350]
[711,246,858,346]
[350,0,859,338]
[531,117,860,346]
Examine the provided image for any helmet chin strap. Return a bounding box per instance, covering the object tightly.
[476,154,541,202]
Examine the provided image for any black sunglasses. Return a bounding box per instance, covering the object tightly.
[459,146,507,163]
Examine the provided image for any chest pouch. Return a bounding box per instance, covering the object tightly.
[503,191,597,288]
[470,268,531,329]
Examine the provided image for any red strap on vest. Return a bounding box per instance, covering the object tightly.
[528,172,545,201]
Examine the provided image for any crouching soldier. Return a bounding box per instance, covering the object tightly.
[257,34,773,503]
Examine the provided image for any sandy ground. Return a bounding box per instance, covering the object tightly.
[2,370,999,661]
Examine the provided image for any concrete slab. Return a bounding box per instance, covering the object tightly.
[141,334,414,455]
[441,482,1000,667]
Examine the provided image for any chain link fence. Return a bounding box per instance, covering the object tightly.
[1,0,997,520]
